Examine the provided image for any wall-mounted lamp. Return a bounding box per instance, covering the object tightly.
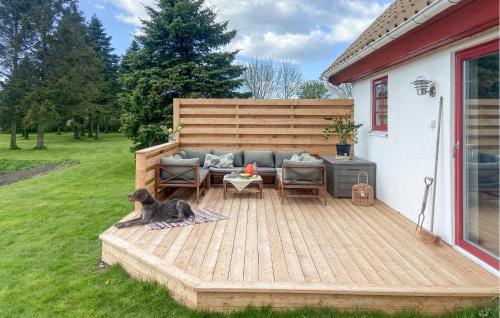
[411,76,436,97]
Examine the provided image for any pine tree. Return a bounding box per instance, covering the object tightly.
[120,0,246,150]
[25,2,106,145]
[27,0,69,148]
[0,0,36,149]
[87,15,119,139]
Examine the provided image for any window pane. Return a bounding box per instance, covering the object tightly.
[463,51,499,259]
[375,98,387,112]
[375,112,387,128]
[375,82,387,98]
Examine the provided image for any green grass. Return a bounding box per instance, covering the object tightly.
[0,133,497,317]
[0,159,51,173]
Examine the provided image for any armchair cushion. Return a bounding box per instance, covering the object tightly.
[159,157,200,181]
[274,150,304,168]
[243,151,274,167]
[281,159,324,182]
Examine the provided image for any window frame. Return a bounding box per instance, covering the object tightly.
[371,76,388,132]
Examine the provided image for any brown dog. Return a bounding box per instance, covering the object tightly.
[115,189,194,228]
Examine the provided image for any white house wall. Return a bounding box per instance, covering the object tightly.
[351,28,498,246]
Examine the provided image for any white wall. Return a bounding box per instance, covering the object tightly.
[352,29,498,245]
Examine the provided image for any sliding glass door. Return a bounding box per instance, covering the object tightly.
[455,40,499,269]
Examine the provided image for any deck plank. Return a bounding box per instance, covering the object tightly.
[270,189,306,283]
[212,192,241,281]
[262,189,288,282]
[244,193,259,282]
[288,200,336,283]
[198,192,234,280]
[228,193,249,282]
[256,190,274,282]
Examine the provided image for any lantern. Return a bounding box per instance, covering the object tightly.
[352,172,374,206]
[411,76,436,97]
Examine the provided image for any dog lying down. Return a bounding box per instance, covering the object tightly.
[115,188,194,228]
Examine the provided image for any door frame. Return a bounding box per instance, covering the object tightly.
[454,38,499,269]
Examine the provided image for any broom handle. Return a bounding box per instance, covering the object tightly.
[430,97,443,233]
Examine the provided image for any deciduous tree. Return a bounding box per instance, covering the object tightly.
[299,80,331,99]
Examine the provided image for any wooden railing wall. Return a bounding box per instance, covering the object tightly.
[134,141,179,211]
[174,99,354,155]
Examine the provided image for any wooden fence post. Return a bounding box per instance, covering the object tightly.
[135,151,146,212]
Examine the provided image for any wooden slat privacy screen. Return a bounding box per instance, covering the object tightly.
[174,99,354,155]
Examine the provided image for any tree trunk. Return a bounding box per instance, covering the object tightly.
[95,121,100,140]
[88,118,93,138]
[23,128,29,140]
[73,126,81,140]
[9,120,19,150]
[35,121,45,149]
[56,125,61,135]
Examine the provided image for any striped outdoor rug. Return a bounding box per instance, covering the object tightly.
[147,208,227,230]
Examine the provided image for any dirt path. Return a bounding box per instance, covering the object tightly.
[0,163,76,187]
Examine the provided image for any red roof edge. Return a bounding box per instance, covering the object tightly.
[328,0,499,85]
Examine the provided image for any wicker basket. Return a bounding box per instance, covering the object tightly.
[352,172,374,206]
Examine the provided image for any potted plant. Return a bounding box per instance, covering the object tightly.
[322,117,362,156]
[161,123,184,142]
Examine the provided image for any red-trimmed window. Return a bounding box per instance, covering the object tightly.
[372,76,388,132]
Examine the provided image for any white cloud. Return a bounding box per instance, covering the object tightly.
[105,0,389,63]
[94,3,106,10]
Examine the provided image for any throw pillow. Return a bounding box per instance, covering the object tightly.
[218,152,234,168]
[203,153,234,168]
[203,153,220,168]
[290,154,303,162]
[300,153,317,162]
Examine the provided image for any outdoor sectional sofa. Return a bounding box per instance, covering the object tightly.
[155,149,327,204]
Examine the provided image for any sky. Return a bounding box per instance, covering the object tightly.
[79,0,390,80]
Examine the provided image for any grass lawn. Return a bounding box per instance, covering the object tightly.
[0,133,497,317]
[0,159,50,173]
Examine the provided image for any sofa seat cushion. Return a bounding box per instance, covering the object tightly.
[274,150,304,168]
[159,157,200,181]
[255,167,276,174]
[209,167,243,173]
[182,149,212,166]
[281,159,324,182]
[243,150,274,167]
[213,150,244,167]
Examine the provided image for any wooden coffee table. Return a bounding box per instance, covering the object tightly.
[223,175,263,199]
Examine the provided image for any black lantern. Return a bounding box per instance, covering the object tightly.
[411,76,436,97]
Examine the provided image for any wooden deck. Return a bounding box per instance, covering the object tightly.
[100,188,498,313]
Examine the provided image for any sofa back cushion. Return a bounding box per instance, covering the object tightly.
[182,149,212,166]
[213,150,243,167]
[243,151,274,167]
[282,159,324,182]
[159,157,199,180]
[274,150,304,168]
